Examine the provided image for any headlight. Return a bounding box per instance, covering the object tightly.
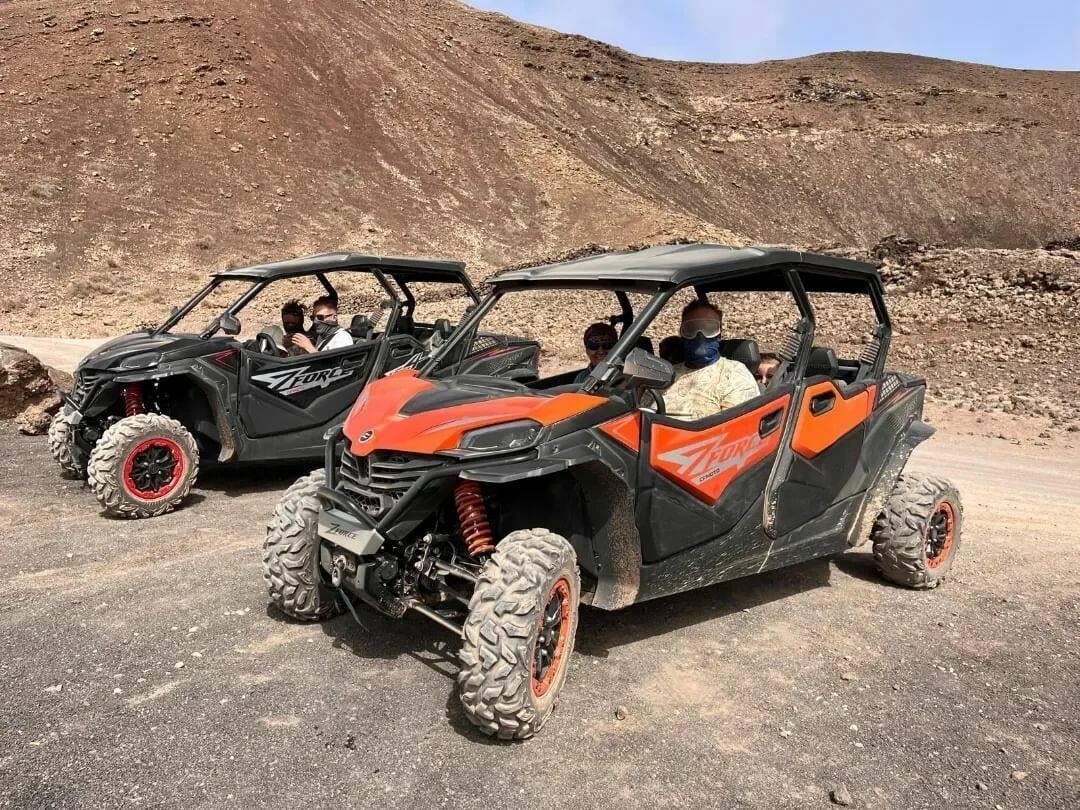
[458,419,540,453]
[118,351,161,370]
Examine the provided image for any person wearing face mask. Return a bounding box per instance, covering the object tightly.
[283,295,352,353]
[663,299,759,421]
[278,300,308,356]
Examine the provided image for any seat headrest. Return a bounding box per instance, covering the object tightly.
[719,338,761,375]
[658,336,684,364]
[807,346,838,378]
[256,324,286,352]
[433,318,454,339]
[349,314,373,340]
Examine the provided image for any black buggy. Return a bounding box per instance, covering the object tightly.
[263,244,963,740]
[48,252,539,518]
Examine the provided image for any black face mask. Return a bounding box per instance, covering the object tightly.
[311,319,337,339]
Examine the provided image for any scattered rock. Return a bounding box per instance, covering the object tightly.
[840,671,857,682]
[830,783,853,806]
[44,683,63,693]
[1011,770,1028,782]
[614,705,628,721]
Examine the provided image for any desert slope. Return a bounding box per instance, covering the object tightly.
[0,0,1077,335]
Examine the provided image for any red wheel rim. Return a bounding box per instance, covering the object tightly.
[531,578,571,698]
[122,437,185,500]
[925,501,955,569]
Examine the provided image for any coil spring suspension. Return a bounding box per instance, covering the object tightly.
[454,480,494,557]
[122,384,145,417]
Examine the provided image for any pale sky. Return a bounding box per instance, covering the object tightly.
[467,1,1079,70]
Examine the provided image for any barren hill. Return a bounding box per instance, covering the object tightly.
[0,0,1077,335]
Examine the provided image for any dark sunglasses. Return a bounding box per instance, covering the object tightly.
[585,337,616,351]
[313,313,337,322]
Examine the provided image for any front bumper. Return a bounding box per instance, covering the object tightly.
[316,506,387,556]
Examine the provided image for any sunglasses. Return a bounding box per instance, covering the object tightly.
[585,337,616,351]
[679,317,722,340]
[313,313,337,322]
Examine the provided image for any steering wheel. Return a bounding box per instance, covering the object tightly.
[254,333,278,356]
[637,387,665,414]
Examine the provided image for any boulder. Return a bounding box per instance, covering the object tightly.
[0,344,69,435]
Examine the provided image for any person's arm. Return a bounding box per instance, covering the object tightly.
[716,362,761,410]
[284,332,316,354]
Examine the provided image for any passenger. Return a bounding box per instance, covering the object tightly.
[664,300,759,421]
[574,322,618,384]
[284,295,352,353]
[757,352,781,388]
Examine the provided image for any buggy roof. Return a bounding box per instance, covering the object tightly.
[213,252,469,285]
[490,244,882,294]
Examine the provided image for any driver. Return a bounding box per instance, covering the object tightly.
[280,300,307,356]
[664,300,759,421]
[284,295,352,353]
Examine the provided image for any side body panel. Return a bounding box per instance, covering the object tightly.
[237,342,380,439]
[632,376,926,604]
[636,389,793,566]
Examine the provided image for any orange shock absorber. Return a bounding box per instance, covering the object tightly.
[454,479,494,557]
[122,384,145,416]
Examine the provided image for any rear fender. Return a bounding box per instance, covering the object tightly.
[847,399,934,548]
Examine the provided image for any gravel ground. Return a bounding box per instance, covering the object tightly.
[1,419,1077,809]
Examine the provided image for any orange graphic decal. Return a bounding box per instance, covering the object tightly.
[650,396,789,505]
[791,381,876,459]
[599,412,641,452]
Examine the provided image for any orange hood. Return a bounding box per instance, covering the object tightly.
[343,370,606,456]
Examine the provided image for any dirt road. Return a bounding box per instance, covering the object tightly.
[1,422,1077,808]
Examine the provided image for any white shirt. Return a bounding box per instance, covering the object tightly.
[319,327,353,351]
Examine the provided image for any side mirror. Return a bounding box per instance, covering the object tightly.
[622,347,674,390]
[219,312,241,336]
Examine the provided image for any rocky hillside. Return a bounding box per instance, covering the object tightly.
[0,0,1077,335]
[1,0,1078,431]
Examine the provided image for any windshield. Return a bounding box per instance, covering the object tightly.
[156,279,257,336]
[425,287,665,384]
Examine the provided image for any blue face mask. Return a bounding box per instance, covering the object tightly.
[683,335,721,368]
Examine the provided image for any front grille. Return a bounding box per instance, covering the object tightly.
[71,368,104,406]
[338,449,442,518]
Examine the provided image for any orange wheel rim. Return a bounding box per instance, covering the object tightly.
[925,501,955,569]
[531,578,571,698]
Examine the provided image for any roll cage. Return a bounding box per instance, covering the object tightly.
[152,252,480,340]
[421,244,891,391]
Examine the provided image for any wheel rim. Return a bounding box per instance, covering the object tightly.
[123,438,185,500]
[531,578,571,698]
[925,501,955,569]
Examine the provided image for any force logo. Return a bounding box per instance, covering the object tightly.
[251,364,354,396]
[658,430,766,484]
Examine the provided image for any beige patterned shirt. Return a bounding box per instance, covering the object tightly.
[664,357,760,421]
